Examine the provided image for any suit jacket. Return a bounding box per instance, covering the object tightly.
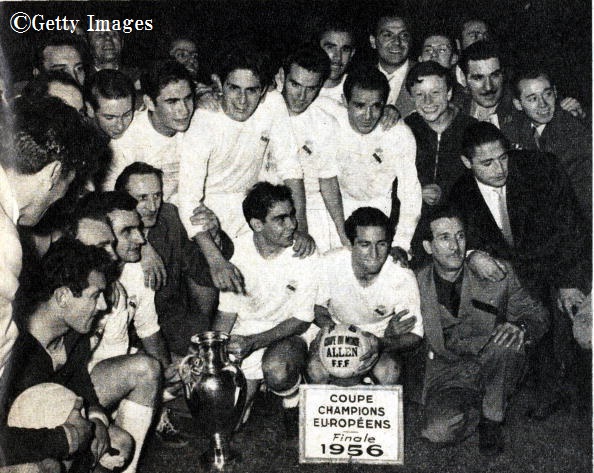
[416,261,549,398]
[504,108,592,222]
[453,86,518,133]
[447,150,590,294]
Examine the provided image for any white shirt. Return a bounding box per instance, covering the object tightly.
[218,233,317,337]
[325,101,422,252]
[317,75,347,106]
[0,165,21,383]
[179,91,302,239]
[102,110,185,204]
[476,180,508,230]
[378,60,409,106]
[289,104,339,207]
[317,247,423,338]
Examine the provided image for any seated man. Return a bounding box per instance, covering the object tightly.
[508,67,592,221]
[322,66,421,259]
[115,162,226,345]
[213,182,317,430]
[307,207,423,386]
[64,194,164,466]
[417,206,548,455]
[180,44,313,294]
[7,239,133,469]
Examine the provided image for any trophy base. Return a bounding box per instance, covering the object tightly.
[200,433,242,472]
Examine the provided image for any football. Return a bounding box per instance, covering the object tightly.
[8,383,79,428]
[318,324,376,378]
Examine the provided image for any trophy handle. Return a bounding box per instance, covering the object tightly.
[178,353,203,398]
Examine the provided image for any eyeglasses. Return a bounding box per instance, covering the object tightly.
[422,45,452,56]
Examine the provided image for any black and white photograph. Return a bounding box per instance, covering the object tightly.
[0,1,591,472]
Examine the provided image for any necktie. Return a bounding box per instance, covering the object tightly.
[496,188,514,246]
[532,125,541,150]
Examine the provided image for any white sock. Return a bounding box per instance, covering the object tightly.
[116,399,155,473]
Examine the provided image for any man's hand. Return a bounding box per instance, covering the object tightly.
[227,335,256,360]
[557,287,586,315]
[63,397,93,452]
[190,205,220,236]
[292,230,316,258]
[422,184,442,206]
[467,251,507,282]
[560,97,586,119]
[379,105,401,130]
[140,242,167,291]
[355,331,380,375]
[164,361,180,384]
[196,90,221,111]
[385,309,416,336]
[390,246,409,268]
[490,322,524,351]
[90,419,110,465]
[210,258,245,294]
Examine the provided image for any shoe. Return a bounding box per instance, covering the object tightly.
[283,407,300,440]
[478,418,504,456]
[155,408,190,448]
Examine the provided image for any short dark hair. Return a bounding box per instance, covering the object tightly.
[456,17,490,44]
[86,69,136,111]
[282,43,331,84]
[344,66,390,104]
[511,67,554,99]
[344,207,394,245]
[421,205,465,243]
[1,96,102,180]
[37,238,113,303]
[71,191,138,231]
[22,70,82,103]
[421,30,455,51]
[370,7,411,37]
[115,161,164,192]
[216,43,271,88]
[34,33,88,71]
[462,121,510,161]
[459,40,501,76]
[64,194,112,239]
[405,61,454,94]
[316,17,357,43]
[141,59,195,102]
[242,182,293,225]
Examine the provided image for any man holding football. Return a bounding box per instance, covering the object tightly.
[307,207,423,386]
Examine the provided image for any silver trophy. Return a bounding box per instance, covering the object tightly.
[179,331,247,472]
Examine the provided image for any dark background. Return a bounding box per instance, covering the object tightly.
[0,0,591,112]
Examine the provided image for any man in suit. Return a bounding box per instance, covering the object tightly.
[369,8,416,118]
[448,121,590,418]
[455,41,584,131]
[417,206,548,455]
[508,67,592,221]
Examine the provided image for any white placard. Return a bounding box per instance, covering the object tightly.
[298,385,403,465]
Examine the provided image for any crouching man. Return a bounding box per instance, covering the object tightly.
[307,207,423,386]
[417,207,548,455]
[212,182,318,432]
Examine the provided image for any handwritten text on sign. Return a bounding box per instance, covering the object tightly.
[299,385,403,465]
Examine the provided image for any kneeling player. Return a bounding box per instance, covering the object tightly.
[307,207,423,385]
[212,182,318,430]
